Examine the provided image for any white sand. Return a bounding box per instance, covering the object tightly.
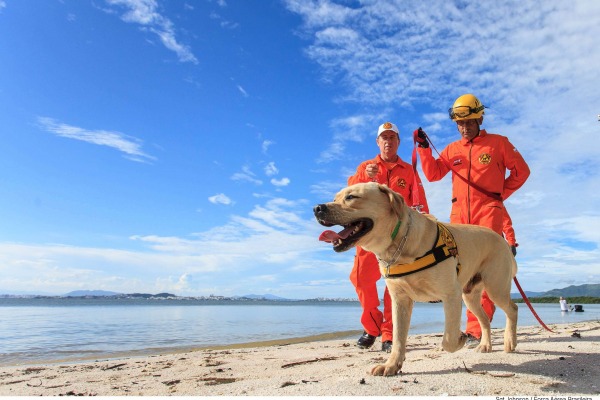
[0,321,598,397]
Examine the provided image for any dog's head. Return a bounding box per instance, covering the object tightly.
[313,182,406,253]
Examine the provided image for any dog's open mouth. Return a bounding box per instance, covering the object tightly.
[317,218,373,252]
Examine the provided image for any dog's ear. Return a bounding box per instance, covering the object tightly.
[378,184,405,216]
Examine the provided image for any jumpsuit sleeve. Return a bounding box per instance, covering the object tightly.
[501,138,530,199]
[417,146,451,182]
[502,207,517,246]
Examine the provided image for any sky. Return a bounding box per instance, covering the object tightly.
[0,0,599,299]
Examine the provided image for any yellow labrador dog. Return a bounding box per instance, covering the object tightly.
[314,182,517,376]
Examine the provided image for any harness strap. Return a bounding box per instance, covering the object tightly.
[381,223,459,278]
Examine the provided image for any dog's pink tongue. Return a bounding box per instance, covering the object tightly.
[319,230,340,243]
[319,227,353,243]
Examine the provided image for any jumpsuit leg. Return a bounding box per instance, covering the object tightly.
[381,285,393,342]
[349,247,384,337]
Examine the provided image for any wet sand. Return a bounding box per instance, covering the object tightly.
[0,321,598,397]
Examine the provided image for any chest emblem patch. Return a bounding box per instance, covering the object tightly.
[397,178,407,189]
[479,153,492,164]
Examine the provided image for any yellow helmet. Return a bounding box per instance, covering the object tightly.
[448,94,485,121]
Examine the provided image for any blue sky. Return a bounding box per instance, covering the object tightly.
[0,0,599,298]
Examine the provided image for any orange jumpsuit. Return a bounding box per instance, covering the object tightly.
[348,154,429,342]
[417,129,529,338]
[502,207,517,247]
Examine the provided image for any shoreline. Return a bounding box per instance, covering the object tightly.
[0,329,363,369]
[1,321,599,396]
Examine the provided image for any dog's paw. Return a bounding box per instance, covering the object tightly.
[474,343,492,353]
[442,332,468,353]
[504,339,517,353]
[370,364,401,376]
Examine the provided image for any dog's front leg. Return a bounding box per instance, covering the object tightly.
[441,293,467,352]
[370,291,412,377]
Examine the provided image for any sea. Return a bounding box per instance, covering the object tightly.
[0,297,598,367]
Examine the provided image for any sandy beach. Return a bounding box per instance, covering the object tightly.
[0,321,598,397]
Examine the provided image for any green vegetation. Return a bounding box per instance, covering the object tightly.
[513,296,600,304]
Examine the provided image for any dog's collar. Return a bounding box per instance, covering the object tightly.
[380,222,459,279]
[390,219,402,240]
[377,214,412,269]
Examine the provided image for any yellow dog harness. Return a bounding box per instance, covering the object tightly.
[380,222,460,279]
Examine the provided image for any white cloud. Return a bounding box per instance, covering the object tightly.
[231,166,263,185]
[0,195,332,297]
[208,193,233,205]
[37,116,155,163]
[237,85,248,97]
[105,0,198,64]
[262,140,274,154]
[271,177,290,187]
[264,162,278,176]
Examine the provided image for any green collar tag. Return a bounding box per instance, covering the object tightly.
[391,219,402,240]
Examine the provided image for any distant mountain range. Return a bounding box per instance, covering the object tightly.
[63,284,600,300]
[2,284,599,300]
[64,290,121,297]
[510,284,600,299]
[236,294,291,301]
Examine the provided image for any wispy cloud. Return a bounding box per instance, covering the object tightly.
[262,140,274,154]
[237,85,249,97]
[317,113,385,163]
[208,193,233,205]
[271,177,290,187]
[264,162,278,176]
[231,166,263,185]
[37,117,155,163]
[105,0,198,64]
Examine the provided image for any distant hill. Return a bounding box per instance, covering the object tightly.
[123,292,177,298]
[512,284,600,299]
[542,284,600,297]
[64,290,121,297]
[511,290,544,299]
[238,294,292,301]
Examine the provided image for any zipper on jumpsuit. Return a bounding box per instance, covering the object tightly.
[467,143,473,224]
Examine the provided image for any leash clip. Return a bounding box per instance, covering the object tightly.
[411,204,424,213]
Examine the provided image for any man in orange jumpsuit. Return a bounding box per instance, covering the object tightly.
[348,121,429,352]
[415,94,530,344]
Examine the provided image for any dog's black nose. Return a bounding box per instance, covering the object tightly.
[313,204,327,215]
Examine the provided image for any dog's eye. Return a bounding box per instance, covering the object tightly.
[345,194,358,201]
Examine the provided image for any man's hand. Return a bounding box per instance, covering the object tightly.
[413,127,429,148]
[510,245,517,256]
[365,163,379,180]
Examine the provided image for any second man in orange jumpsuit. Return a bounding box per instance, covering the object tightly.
[415,94,530,345]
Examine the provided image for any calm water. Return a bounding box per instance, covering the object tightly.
[0,298,598,366]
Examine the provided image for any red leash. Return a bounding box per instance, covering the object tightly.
[411,128,554,333]
[513,277,554,332]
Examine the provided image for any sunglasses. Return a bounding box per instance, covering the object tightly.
[448,105,485,119]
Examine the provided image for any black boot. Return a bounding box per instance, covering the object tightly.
[356,332,377,349]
